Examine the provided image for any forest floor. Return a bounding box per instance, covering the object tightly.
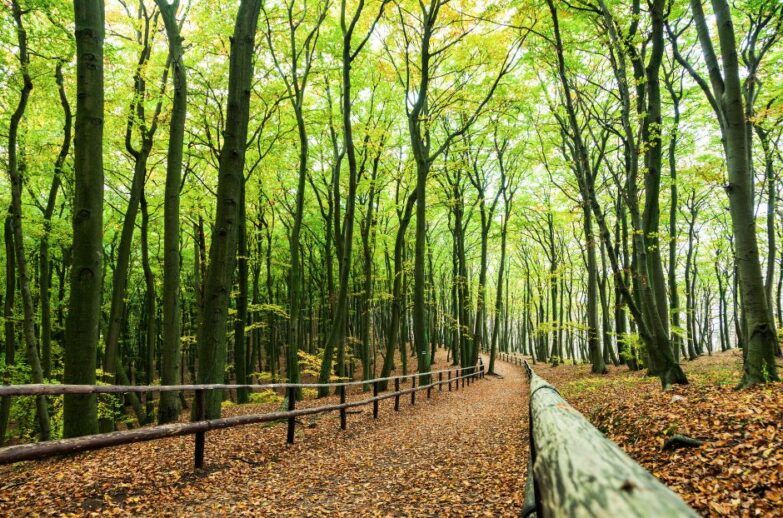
[1,349,779,517]
[536,349,782,517]
[0,351,528,516]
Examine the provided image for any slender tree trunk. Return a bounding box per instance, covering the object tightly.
[7,0,50,440]
[156,0,186,424]
[685,205,698,360]
[197,0,262,418]
[235,182,249,403]
[1,217,16,445]
[690,0,778,385]
[102,10,162,428]
[758,129,779,354]
[380,193,415,390]
[140,193,156,422]
[489,212,509,374]
[665,76,683,363]
[39,63,71,379]
[584,207,606,374]
[318,2,376,393]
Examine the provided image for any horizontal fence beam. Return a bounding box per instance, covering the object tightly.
[0,366,472,397]
[0,366,483,466]
[523,361,697,517]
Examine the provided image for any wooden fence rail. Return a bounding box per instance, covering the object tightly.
[520,360,697,517]
[498,351,526,367]
[0,364,484,468]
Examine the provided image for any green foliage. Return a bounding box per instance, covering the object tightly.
[619,332,647,369]
[95,370,131,427]
[297,350,347,382]
[248,389,284,405]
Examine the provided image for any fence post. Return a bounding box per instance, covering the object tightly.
[394,378,400,411]
[194,389,206,469]
[339,384,346,430]
[286,386,296,444]
[373,381,379,418]
[438,372,442,392]
[461,367,465,389]
[411,376,416,406]
[427,378,432,399]
[448,371,452,391]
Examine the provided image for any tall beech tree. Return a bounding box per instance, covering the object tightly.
[63,0,105,438]
[677,0,780,385]
[317,0,389,395]
[264,0,328,393]
[155,0,187,424]
[196,0,263,418]
[6,0,50,440]
[546,0,685,386]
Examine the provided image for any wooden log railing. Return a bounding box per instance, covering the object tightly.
[520,360,697,517]
[498,351,527,367]
[0,364,484,468]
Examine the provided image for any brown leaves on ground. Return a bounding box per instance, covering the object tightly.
[0,352,527,516]
[535,350,782,517]
[4,349,775,517]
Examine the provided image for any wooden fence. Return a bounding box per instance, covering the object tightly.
[498,351,526,367]
[519,360,697,517]
[0,364,484,468]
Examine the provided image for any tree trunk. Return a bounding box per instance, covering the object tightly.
[234,182,249,403]
[140,193,156,422]
[64,0,104,439]
[689,0,778,385]
[379,193,415,390]
[39,62,72,379]
[197,0,262,418]
[156,0,186,424]
[7,0,50,440]
[1,217,16,445]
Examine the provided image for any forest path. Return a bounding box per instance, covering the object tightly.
[0,356,528,516]
[174,357,528,516]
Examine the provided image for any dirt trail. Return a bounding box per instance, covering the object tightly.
[0,357,528,516]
